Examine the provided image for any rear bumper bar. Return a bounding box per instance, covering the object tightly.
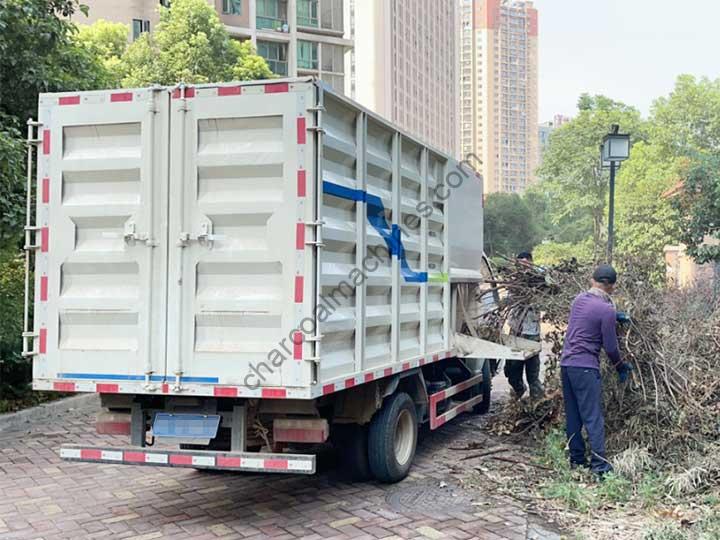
[59,445,315,474]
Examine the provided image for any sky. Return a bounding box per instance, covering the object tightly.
[532,0,720,121]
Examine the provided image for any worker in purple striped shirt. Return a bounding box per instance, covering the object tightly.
[560,264,632,476]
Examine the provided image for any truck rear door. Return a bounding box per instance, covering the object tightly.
[34,89,170,385]
[165,82,316,389]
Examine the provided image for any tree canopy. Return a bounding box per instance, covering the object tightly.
[0,0,108,123]
[535,94,645,259]
[119,0,272,87]
[483,192,542,258]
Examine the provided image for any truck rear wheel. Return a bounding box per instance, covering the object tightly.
[331,424,372,481]
[368,392,418,483]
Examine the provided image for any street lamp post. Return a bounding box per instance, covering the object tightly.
[601,125,630,264]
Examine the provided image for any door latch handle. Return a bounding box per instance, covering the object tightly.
[124,222,155,246]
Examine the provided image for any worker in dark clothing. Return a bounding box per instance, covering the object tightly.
[560,264,633,475]
[505,251,544,400]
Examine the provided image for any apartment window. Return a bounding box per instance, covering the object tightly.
[297,40,318,70]
[321,0,343,32]
[257,41,288,75]
[321,42,344,73]
[222,0,242,15]
[297,0,318,27]
[132,19,150,41]
[257,0,288,30]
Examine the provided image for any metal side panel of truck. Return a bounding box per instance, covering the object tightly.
[24,78,523,481]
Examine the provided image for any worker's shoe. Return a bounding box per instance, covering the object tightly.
[529,381,545,400]
[510,382,527,400]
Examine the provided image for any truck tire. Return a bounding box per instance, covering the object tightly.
[331,424,373,481]
[368,392,418,483]
[472,359,492,414]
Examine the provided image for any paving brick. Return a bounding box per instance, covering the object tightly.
[0,393,565,540]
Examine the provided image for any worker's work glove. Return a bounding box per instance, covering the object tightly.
[616,311,631,324]
[616,362,633,383]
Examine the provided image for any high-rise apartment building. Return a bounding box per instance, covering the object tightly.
[76,0,353,94]
[351,0,458,157]
[538,114,571,162]
[459,0,538,193]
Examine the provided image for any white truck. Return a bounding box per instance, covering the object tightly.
[24,78,536,483]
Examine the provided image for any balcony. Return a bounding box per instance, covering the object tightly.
[256,0,288,32]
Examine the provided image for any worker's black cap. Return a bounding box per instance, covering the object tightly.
[593,264,617,284]
[517,251,533,261]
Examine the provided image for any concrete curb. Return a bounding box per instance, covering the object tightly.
[0,393,99,433]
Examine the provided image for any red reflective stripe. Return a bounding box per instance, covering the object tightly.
[110,92,133,102]
[344,378,355,389]
[217,456,241,467]
[43,130,50,155]
[161,383,169,394]
[124,451,146,463]
[41,227,49,252]
[80,449,102,460]
[169,454,193,465]
[264,458,288,470]
[53,381,74,392]
[42,177,50,204]
[96,383,119,393]
[218,86,242,96]
[322,384,335,395]
[293,332,302,360]
[364,373,374,383]
[39,328,47,354]
[265,82,289,93]
[294,276,304,303]
[214,387,238,397]
[40,275,48,302]
[384,368,393,377]
[297,169,306,197]
[58,95,80,106]
[402,362,410,371]
[296,117,306,144]
[171,87,195,99]
[433,354,439,362]
[295,223,305,250]
[261,388,287,399]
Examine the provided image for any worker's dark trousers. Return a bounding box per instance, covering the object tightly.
[505,334,542,398]
[561,366,612,473]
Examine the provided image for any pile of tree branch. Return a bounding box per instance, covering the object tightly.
[476,259,720,464]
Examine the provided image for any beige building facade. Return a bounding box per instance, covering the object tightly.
[460,0,538,193]
[351,0,459,157]
[76,0,353,94]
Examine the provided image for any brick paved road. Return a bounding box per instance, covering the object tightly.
[0,390,562,540]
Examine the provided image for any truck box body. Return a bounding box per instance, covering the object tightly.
[31,78,484,402]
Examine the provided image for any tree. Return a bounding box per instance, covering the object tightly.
[532,239,594,267]
[673,155,720,264]
[119,0,272,87]
[74,20,130,88]
[0,120,26,250]
[614,141,680,275]
[483,193,541,258]
[0,255,28,408]
[536,94,645,258]
[232,40,274,81]
[650,75,720,158]
[649,75,720,264]
[0,0,109,123]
